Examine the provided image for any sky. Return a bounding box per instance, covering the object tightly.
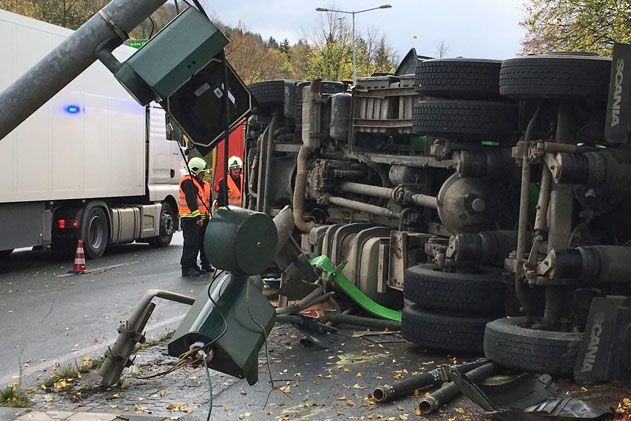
[199,0,528,62]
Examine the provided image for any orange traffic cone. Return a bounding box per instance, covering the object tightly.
[71,239,86,274]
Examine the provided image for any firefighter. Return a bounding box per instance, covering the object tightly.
[217,156,244,207]
[179,157,213,278]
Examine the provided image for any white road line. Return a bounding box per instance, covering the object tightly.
[55,261,139,278]
[0,314,186,387]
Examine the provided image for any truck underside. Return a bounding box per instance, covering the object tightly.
[244,53,631,378]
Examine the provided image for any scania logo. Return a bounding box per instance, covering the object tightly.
[611,59,624,127]
[581,312,605,373]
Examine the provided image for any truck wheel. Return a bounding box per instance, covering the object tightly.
[415,58,502,99]
[82,207,108,259]
[249,80,292,109]
[499,54,611,101]
[404,264,505,315]
[149,202,175,248]
[484,317,582,375]
[412,99,517,141]
[402,304,494,354]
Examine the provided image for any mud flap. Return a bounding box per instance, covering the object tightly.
[606,43,631,144]
[574,296,631,384]
[450,369,612,420]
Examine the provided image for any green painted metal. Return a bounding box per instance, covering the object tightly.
[168,273,275,385]
[310,255,402,322]
[123,7,228,99]
[205,207,278,275]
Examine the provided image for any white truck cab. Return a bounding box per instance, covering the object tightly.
[0,10,185,259]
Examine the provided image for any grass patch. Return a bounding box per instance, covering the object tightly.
[0,385,31,408]
[40,355,105,392]
[133,330,174,352]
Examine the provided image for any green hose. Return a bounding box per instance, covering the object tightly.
[310,255,402,322]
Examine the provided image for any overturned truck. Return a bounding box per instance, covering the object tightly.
[245,49,631,382]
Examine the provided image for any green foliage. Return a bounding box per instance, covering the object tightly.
[0,1,397,82]
[521,0,631,56]
[305,12,396,80]
[0,385,31,408]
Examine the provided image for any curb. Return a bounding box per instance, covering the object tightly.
[0,408,170,421]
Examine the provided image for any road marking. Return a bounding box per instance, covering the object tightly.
[0,314,186,387]
[55,261,139,278]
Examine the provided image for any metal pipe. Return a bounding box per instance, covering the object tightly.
[373,359,488,403]
[99,289,195,387]
[327,195,402,218]
[322,313,401,330]
[272,206,295,256]
[544,104,576,329]
[262,114,277,214]
[339,182,393,199]
[339,182,438,209]
[0,0,168,141]
[534,166,552,232]
[410,193,438,209]
[275,287,325,315]
[255,125,270,212]
[418,362,497,415]
[221,51,231,208]
[332,169,366,179]
[293,81,322,232]
[514,106,540,313]
[293,146,316,232]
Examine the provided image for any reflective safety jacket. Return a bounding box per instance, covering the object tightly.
[227,174,243,206]
[178,175,211,219]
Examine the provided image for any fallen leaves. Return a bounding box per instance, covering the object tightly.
[615,397,631,420]
[165,402,191,414]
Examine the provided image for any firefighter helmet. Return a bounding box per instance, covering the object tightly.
[228,156,243,169]
[188,157,207,176]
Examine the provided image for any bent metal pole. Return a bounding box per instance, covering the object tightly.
[0,0,167,141]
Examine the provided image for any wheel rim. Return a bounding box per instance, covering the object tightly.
[161,212,174,239]
[88,215,105,250]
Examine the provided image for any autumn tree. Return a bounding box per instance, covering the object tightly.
[521,0,631,56]
[0,0,97,29]
[305,10,396,81]
[223,24,290,83]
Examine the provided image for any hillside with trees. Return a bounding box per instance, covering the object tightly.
[521,0,631,55]
[0,1,397,83]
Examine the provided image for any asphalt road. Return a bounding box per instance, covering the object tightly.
[0,232,206,387]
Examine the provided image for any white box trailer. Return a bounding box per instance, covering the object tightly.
[0,10,185,258]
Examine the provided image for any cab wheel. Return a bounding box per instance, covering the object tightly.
[81,207,108,259]
[149,202,176,248]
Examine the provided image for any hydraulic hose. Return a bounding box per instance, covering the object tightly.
[373,359,488,403]
[418,362,497,415]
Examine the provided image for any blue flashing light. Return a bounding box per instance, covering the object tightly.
[65,105,80,114]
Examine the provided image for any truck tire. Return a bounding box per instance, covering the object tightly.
[149,202,176,248]
[412,99,517,141]
[415,58,502,99]
[82,207,108,259]
[249,80,292,109]
[404,264,505,315]
[499,54,611,101]
[484,317,582,375]
[402,305,493,354]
